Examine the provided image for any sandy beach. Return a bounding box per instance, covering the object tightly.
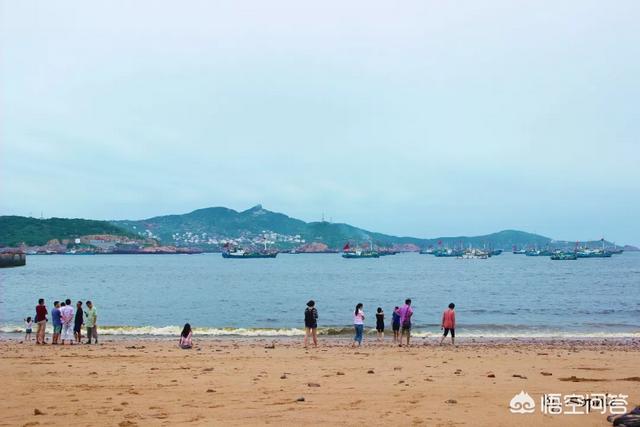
[1,338,638,426]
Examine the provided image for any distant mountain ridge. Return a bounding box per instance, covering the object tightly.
[109,205,611,250]
[2,206,631,250]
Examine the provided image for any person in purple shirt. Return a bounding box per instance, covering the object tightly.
[398,298,413,347]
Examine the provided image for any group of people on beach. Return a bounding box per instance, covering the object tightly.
[26,298,98,345]
[304,299,457,348]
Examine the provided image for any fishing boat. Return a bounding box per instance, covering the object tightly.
[525,248,553,256]
[433,248,463,257]
[458,248,489,259]
[550,251,577,260]
[576,239,612,258]
[576,249,611,258]
[341,241,379,258]
[222,249,277,259]
[512,246,527,255]
[490,249,503,256]
[221,240,278,259]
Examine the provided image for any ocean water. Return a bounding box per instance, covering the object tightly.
[1,252,638,339]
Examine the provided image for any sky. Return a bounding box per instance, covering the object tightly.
[1,1,639,244]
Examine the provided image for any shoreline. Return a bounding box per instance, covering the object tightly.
[3,333,640,347]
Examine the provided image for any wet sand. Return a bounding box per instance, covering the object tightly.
[1,338,638,426]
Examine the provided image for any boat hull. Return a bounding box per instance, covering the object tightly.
[342,252,380,259]
[222,252,278,259]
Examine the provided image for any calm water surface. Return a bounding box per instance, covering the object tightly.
[1,252,638,338]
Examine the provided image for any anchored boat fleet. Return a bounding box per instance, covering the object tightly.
[220,236,623,261]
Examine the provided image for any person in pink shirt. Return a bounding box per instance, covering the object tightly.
[439,303,456,346]
[398,299,413,347]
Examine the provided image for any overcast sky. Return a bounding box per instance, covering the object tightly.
[1,1,639,244]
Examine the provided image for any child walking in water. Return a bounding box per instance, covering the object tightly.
[304,300,318,348]
[440,303,456,346]
[352,303,365,347]
[24,317,33,341]
[179,323,193,349]
[392,306,400,344]
[375,307,384,342]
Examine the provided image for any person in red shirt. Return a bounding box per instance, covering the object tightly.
[34,298,48,344]
[439,303,456,346]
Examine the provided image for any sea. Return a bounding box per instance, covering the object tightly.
[1,252,638,340]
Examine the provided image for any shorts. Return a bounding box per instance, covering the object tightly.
[443,328,455,338]
[74,324,82,333]
[401,323,411,332]
[392,323,400,332]
[26,329,32,333]
[305,323,317,329]
[54,325,62,334]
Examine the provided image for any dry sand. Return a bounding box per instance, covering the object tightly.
[1,338,638,426]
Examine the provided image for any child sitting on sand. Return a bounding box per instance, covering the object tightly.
[179,323,193,349]
[24,317,33,341]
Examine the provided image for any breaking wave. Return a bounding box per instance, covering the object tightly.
[1,324,638,338]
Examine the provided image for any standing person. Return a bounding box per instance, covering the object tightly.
[398,299,413,347]
[352,303,365,347]
[179,323,193,349]
[74,301,84,343]
[51,301,62,345]
[304,300,318,348]
[375,307,385,342]
[391,306,401,344]
[84,301,98,344]
[24,317,33,341]
[34,298,48,345]
[439,303,456,346]
[60,299,75,345]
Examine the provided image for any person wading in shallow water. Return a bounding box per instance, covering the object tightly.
[304,300,318,348]
[440,303,456,346]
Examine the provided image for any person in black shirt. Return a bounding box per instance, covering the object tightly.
[304,300,318,348]
[74,301,84,343]
[376,307,385,343]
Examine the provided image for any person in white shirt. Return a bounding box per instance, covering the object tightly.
[60,299,75,345]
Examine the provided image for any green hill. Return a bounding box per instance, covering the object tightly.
[0,216,134,246]
[111,205,556,250]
